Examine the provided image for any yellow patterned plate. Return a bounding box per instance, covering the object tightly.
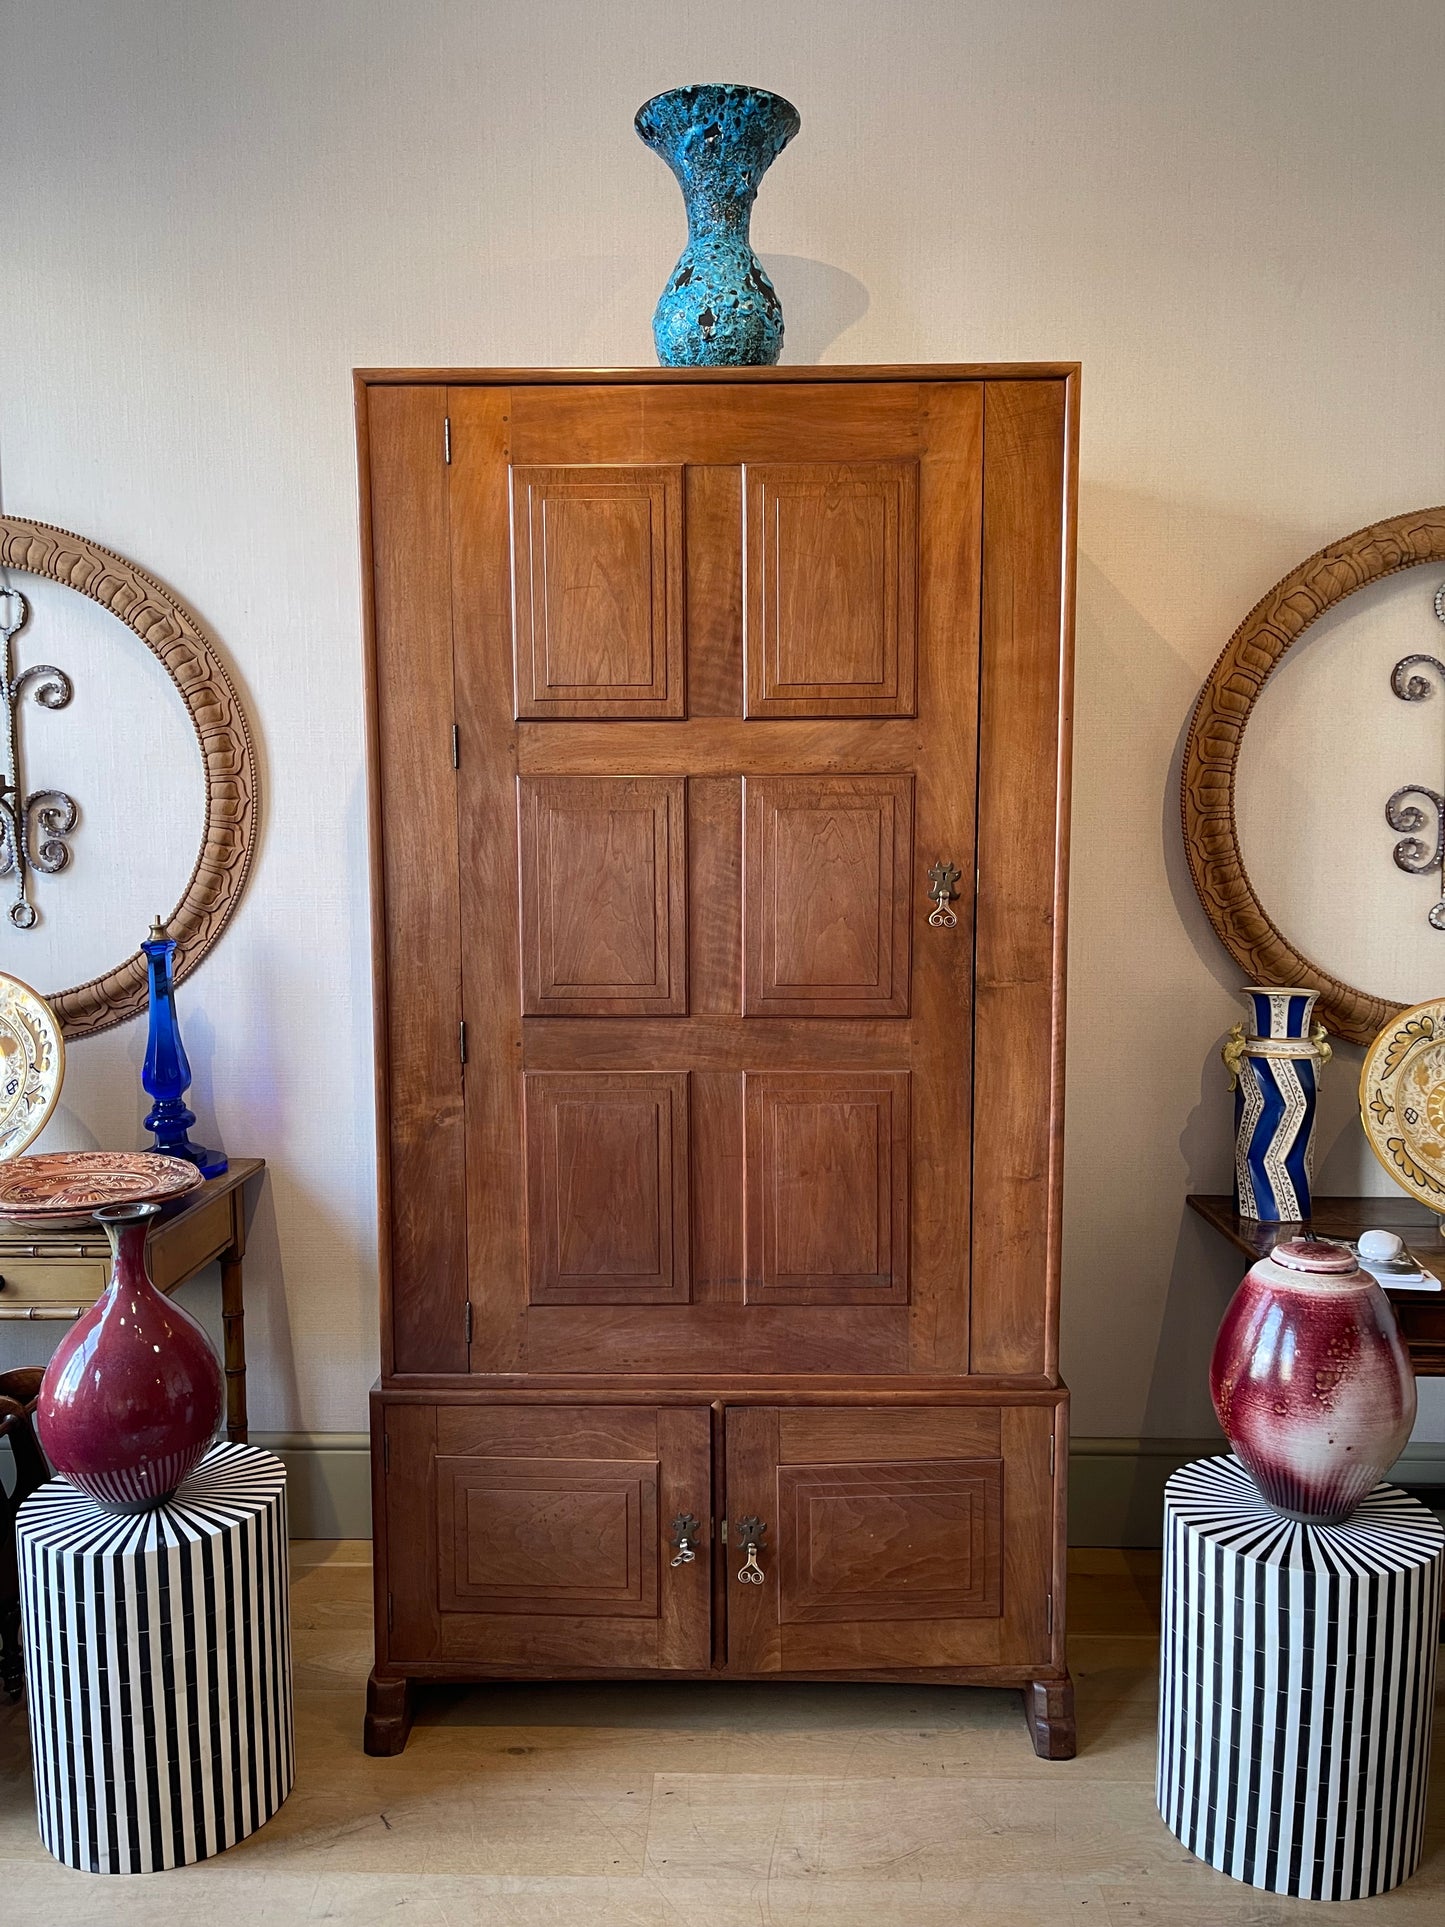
[0,972,64,1160]
[1360,998,1445,1214]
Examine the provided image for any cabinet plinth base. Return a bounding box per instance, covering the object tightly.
[1023,1673,1076,1759]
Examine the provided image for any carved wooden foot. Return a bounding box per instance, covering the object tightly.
[1023,1673,1076,1759]
[364,1670,415,1756]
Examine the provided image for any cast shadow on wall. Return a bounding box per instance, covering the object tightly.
[757,256,869,363]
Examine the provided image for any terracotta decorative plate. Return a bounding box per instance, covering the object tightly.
[1360,998,1445,1215]
[0,973,65,1161]
[0,1151,202,1223]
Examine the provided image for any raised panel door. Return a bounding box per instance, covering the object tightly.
[448,380,985,1375]
[725,1404,1054,1673]
[383,1402,711,1672]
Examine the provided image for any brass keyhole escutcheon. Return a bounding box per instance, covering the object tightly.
[735,1514,767,1585]
[668,1511,701,1567]
[927,859,961,928]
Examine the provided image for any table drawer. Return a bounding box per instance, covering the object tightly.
[0,1257,110,1314]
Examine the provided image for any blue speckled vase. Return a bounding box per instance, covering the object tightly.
[635,84,800,367]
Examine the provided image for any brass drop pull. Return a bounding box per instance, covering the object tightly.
[735,1515,767,1585]
[669,1512,701,1567]
[927,860,961,928]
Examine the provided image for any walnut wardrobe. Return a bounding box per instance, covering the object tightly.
[357,365,1078,1757]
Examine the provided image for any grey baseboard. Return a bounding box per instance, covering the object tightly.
[252,1432,371,1540]
[254,1430,1445,1547]
[1067,1436,1445,1547]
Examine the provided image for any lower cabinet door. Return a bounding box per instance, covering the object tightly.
[383,1402,712,1671]
[725,1404,1056,1673]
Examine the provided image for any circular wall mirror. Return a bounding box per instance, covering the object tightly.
[0,517,258,1040]
[1181,506,1445,1046]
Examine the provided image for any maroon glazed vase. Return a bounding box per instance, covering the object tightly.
[37,1200,223,1512]
[1210,1237,1416,1525]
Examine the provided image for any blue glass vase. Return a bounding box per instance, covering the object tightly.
[141,915,227,1179]
[635,84,800,367]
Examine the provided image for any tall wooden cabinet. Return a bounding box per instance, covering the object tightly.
[358,365,1077,1757]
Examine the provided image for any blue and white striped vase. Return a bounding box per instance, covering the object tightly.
[1222,986,1332,1221]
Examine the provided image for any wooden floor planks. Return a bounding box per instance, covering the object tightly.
[0,1543,1438,1922]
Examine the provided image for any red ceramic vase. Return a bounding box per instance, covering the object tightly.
[1210,1237,1416,1524]
[37,1200,223,1512]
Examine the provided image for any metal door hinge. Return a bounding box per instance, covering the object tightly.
[443,416,452,464]
[1049,1434,1055,1478]
[464,1300,474,1346]
[451,722,460,769]
[1046,1591,1054,1635]
[459,1020,467,1065]
[719,1518,728,1544]
[386,1592,394,1632]
[383,1432,391,1474]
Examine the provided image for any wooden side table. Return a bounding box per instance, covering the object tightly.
[1187,1193,1445,1374]
[0,1157,266,1438]
[0,1159,266,1696]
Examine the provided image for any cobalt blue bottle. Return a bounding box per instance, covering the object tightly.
[635,84,800,367]
[141,914,227,1178]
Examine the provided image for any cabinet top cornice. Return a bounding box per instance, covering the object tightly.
[354,362,1080,387]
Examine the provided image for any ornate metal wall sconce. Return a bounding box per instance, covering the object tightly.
[0,587,77,930]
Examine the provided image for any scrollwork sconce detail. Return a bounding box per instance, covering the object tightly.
[0,587,78,930]
[0,517,258,1041]
[1386,597,1445,930]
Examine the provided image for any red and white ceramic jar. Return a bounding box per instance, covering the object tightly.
[1210,1237,1416,1524]
[37,1200,223,1512]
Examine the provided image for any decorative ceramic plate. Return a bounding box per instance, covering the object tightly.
[0,972,65,1161]
[1360,998,1445,1214]
[0,1151,201,1223]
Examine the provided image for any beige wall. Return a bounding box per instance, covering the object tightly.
[3,0,1443,1442]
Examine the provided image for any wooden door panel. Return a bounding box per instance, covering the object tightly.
[385,1402,711,1672]
[744,462,918,716]
[511,464,684,718]
[971,381,1071,1375]
[518,775,687,1015]
[743,1071,909,1303]
[517,1306,908,1374]
[743,774,913,1016]
[725,1404,1053,1674]
[437,1454,656,1615]
[507,383,924,465]
[446,378,987,1378]
[524,1072,690,1304]
[367,386,468,1375]
[776,1460,1001,1621]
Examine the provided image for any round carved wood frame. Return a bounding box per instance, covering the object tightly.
[0,516,258,1041]
[1182,506,1445,1047]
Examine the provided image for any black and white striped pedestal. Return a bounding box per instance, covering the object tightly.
[1158,1455,1442,1901]
[16,1442,293,1874]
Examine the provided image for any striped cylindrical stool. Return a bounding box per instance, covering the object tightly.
[1158,1455,1443,1901]
[17,1442,293,1874]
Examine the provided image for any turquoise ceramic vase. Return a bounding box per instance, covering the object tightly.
[635,84,800,366]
